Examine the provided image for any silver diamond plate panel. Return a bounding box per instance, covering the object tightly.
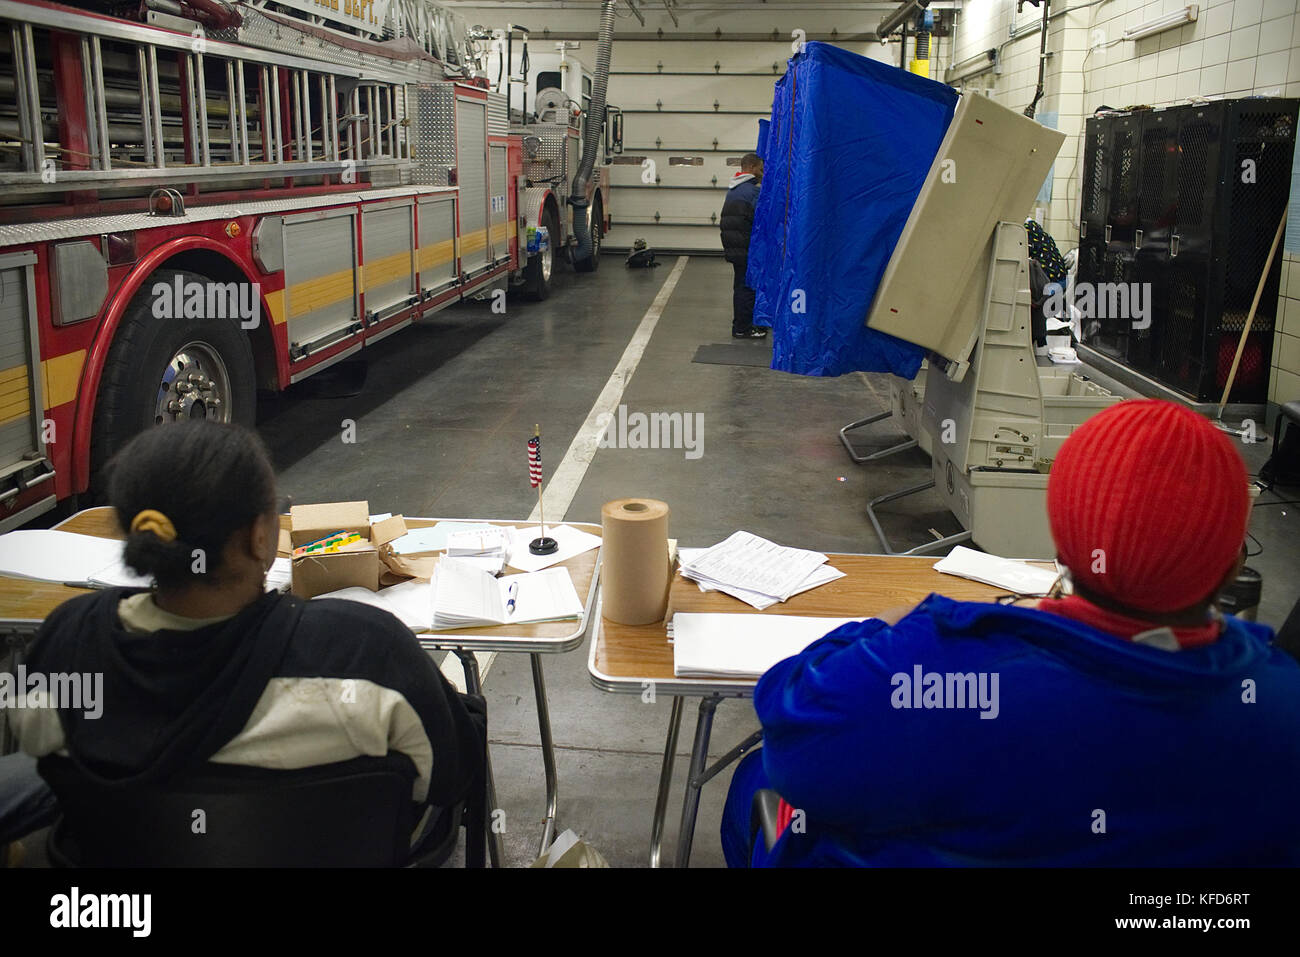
[0,186,454,248]
[412,83,457,187]
[522,123,570,186]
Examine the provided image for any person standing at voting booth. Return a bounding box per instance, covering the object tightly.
[722,399,1300,867]
[720,152,768,340]
[3,421,484,860]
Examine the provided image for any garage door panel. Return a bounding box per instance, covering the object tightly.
[608,74,778,110]
[613,160,738,189]
[610,40,795,73]
[624,113,765,149]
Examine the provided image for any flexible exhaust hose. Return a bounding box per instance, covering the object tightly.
[570,0,616,261]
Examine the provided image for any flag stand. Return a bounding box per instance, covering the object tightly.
[528,424,558,555]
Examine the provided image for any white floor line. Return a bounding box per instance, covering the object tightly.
[440,255,691,694]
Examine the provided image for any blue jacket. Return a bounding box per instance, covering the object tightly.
[754,595,1300,866]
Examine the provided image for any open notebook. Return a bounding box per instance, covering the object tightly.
[432,557,583,629]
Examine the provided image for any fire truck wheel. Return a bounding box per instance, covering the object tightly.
[573,200,602,273]
[524,204,559,301]
[91,268,257,490]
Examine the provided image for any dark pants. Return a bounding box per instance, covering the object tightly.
[0,752,58,845]
[732,262,756,335]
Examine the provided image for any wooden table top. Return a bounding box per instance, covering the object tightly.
[1,509,601,652]
[591,553,1011,693]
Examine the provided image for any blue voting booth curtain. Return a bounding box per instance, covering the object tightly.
[756,118,770,157]
[747,42,958,378]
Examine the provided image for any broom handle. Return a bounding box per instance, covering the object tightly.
[1218,209,1288,417]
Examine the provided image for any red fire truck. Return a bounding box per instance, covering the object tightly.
[0,0,618,531]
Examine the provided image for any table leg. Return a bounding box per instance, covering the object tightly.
[455,650,504,868]
[530,653,559,857]
[674,695,720,869]
[649,695,684,868]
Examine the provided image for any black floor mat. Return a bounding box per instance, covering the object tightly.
[691,343,773,367]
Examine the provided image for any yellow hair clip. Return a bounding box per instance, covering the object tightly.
[130,509,177,543]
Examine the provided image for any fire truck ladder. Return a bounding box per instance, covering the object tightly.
[0,0,413,194]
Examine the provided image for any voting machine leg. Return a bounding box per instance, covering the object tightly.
[865,479,973,556]
[530,653,560,856]
[454,650,504,868]
[649,696,685,868]
[839,410,919,464]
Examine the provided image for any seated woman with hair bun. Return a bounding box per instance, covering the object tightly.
[4,421,483,852]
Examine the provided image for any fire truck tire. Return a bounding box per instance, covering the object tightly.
[90,268,257,489]
[573,199,602,274]
[523,204,559,301]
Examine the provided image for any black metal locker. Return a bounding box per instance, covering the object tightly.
[1078,98,1298,404]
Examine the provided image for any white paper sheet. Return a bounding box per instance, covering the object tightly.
[0,530,129,586]
[312,580,433,631]
[505,524,601,573]
[671,613,862,678]
[933,545,1060,595]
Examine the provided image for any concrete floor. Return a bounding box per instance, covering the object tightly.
[8,254,1294,871]
[249,253,1300,867]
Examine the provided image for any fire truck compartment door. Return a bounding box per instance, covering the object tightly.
[361,201,416,317]
[418,194,458,292]
[456,97,489,274]
[282,209,360,353]
[0,251,55,494]
[490,144,509,264]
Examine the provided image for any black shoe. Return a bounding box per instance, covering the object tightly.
[732,327,769,339]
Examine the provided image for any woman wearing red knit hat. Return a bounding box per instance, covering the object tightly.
[724,398,1300,867]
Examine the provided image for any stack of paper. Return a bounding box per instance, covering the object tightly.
[932,545,1060,596]
[446,527,510,574]
[671,613,861,678]
[678,531,843,610]
[431,557,583,629]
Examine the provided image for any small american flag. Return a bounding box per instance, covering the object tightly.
[528,434,542,488]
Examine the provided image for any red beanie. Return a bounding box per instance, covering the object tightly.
[1046,399,1249,614]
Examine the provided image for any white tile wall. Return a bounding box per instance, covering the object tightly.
[951,0,1300,401]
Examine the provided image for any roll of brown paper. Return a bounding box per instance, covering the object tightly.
[601,498,671,625]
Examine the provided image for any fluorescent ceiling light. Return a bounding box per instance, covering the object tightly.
[1124,4,1198,42]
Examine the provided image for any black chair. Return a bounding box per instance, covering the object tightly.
[40,748,487,868]
[1261,399,1300,489]
[750,789,784,857]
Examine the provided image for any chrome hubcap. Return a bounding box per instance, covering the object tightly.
[155,342,232,425]
[541,229,553,282]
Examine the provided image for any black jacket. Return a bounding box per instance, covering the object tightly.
[12,588,483,808]
[720,174,760,265]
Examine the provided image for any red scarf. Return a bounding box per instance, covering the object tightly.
[1036,593,1221,649]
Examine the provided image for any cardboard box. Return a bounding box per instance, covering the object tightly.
[289,501,407,598]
